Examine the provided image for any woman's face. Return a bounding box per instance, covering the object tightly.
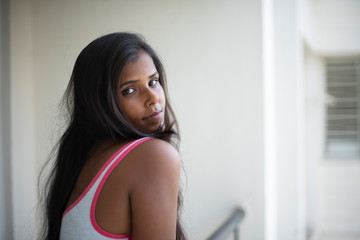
[118,52,166,133]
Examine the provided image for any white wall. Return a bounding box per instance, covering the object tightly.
[302,0,360,55]
[301,0,360,239]
[9,0,266,239]
[304,46,325,235]
[271,0,306,239]
[9,0,37,239]
[316,162,360,238]
[1,0,13,239]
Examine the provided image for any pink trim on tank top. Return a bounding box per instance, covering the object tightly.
[90,137,152,239]
[62,138,148,217]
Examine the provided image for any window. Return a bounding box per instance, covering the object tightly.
[325,56,360,159]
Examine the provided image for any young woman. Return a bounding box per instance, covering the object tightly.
[40,32,186,240]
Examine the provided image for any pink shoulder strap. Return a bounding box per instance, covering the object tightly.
[62,137,152,217]
[94,137,153,191]
[89,137,153,238]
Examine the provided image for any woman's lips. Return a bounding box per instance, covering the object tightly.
[143,111,163,121]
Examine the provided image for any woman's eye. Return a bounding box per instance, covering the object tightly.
[122,88,135,95]
[149,78,158,87]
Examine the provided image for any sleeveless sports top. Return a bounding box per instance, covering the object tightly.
[60,137,152,240]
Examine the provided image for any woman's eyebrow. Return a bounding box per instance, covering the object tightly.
[119,72,159,88]
[149,71,159,79]
[119,80,138,88]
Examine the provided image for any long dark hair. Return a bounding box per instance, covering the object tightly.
[39,32,186,240]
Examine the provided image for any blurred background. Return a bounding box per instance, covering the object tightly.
[1,0,360,239]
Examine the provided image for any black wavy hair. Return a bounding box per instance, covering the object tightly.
[39,32,185,240]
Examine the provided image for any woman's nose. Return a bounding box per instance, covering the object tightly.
[144,88,160,108]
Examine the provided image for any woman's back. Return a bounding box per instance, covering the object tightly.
[60,138,180,239]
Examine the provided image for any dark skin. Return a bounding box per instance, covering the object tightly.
[66,52,180,239]
[118,51,166,133]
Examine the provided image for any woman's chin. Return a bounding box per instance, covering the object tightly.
[142,121,165,134]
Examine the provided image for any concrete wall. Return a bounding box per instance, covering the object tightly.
[9,0,265,239]
[304,46,325,235]
[317,161,360,238]
[271,0,306,239]
[302,0,360,55]
[1,0,13,239]
[9,0,37,239]
[302,0,360,238]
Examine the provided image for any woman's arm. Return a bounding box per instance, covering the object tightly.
[129,139,181,239]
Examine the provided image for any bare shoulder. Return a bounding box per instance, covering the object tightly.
[126,138,181,185]
[127,139,181,238]
[133,138,180,165]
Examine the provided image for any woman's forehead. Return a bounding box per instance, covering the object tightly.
[120,52,157,82]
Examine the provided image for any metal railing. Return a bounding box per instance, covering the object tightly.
[206,208,245,240]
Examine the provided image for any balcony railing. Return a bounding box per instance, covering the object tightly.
[206,208,245,240]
